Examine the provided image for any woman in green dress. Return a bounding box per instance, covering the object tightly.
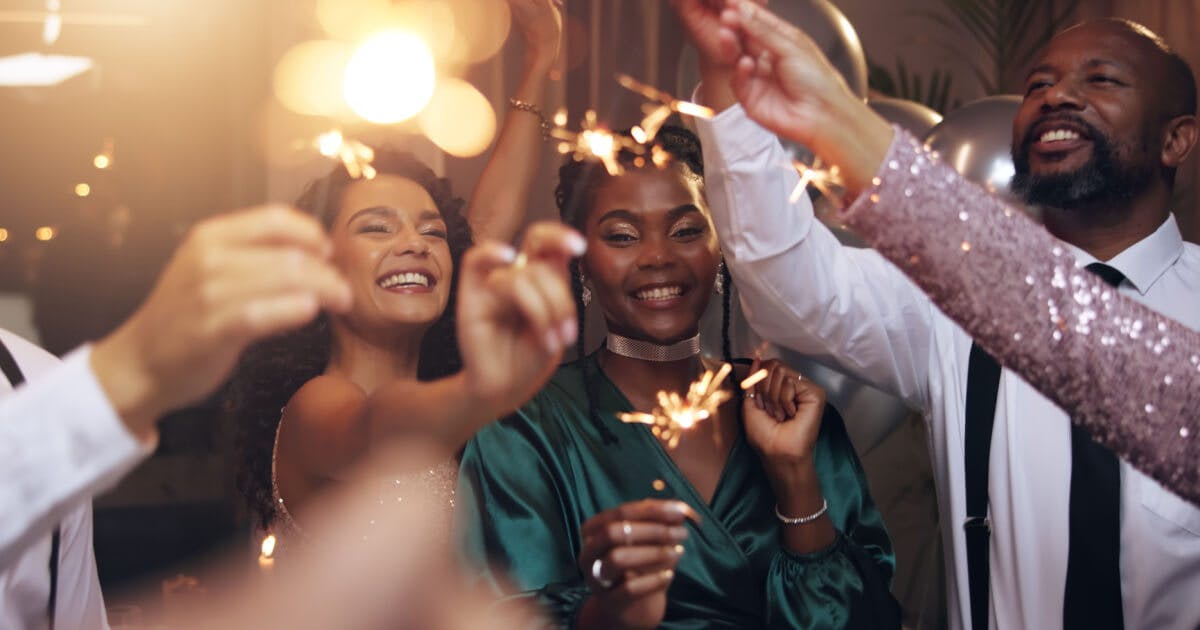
[457,127,899,629]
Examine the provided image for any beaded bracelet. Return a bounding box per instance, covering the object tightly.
[774,498,828,525]
[509,97,552,142]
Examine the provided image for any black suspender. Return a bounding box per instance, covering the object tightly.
[0,338,62,630]
[964,342,1002,630]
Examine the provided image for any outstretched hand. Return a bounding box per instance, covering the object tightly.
[456,221,584,417]
[717,0,892,193]
[92,205,353,438]
[507,0,563,72]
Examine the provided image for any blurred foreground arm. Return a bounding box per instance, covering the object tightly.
[0,206,350,563]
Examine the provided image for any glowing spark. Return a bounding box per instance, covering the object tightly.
[550,76,715,176]
[739,368,769,390]
[789,157,846,205]
[314,130,376,180]
[260,534,277,559]
[618,363,734,449]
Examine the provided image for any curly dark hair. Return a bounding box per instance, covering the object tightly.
[554,125,736,444]
[226,149,472,530]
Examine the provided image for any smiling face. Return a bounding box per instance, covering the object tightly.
[580,166,720,344]
[328,174,452,334]
[1010,21,1171,209]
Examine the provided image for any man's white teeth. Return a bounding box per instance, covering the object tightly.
[1040,129,1081,143]
[635,286,683,301]
[379,272,431,289]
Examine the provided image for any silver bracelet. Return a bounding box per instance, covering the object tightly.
[774,499,828,525]
[508,97,551,142]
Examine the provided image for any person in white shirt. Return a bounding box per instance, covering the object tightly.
[669,1,1200,628]
[0,201,581,629]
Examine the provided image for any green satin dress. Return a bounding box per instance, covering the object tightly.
[457,355,900,628]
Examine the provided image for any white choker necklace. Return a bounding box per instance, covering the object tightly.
[605,333,701,362]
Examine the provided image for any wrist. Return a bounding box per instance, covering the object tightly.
[815,99,894,194]
[90,321,163,441]
[764,458,821,503]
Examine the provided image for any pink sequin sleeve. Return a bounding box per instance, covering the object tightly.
[840,127,1200,504]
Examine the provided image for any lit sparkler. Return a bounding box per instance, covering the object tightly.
[550,75,715,176]
[621,362,770,449]
[789,156,846,205]
[314,129,376,180]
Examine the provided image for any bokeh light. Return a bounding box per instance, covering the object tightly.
[0,229,9,242]
[74,183,90,197]
[443,0,511,64]
[343,31,436,124]
[273,39,353,117]
[418,78,496,157]
[35,227,56,241]
[93,154,111,169]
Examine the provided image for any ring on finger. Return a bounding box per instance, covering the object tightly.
[512,252,529,270]
[591,558,614,589]
[621,520,633,546]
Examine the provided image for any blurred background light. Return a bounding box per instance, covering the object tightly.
[418,77,496,157]
[342,31,435,124]
[272,39,353,117]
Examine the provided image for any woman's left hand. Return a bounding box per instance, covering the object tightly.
[507,0,563,71]
[742,357,826,469]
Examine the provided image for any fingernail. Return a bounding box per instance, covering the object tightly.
[544,331,561,353]
[672,544,685,557]
[668,526,689,541]
[660,569,675,580]
[567,232,587,256]
[560,320,578,345]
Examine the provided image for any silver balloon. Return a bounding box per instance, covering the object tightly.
[869,97,943,138]
[676,0,868,100]
[923,95,1023,196]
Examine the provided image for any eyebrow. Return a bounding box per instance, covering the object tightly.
[346,206,443,225]
[595,204,702,225]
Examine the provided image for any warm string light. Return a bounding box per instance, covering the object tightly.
[550,75,714,176]
[314,129,376,180]
[618,364,769,450]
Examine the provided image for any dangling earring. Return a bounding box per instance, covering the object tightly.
[714,259,726,295]
[579,271,593,306]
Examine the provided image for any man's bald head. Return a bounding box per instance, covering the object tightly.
[1056,19,1196,119]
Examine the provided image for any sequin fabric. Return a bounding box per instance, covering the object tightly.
[841,127,1200,504]
[270,418,457,549]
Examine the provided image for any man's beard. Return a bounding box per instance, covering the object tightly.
[1010,118,1155,212]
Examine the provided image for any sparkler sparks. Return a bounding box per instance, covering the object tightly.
[550,75,715,176]
[789,157,846,205]
[314,129,376,180]
[618,363,739,450]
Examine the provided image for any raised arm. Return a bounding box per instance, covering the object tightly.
[720,0,1200,503]
[466,0,562,242]
[671,0,938,408]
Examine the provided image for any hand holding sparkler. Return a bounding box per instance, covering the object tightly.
[742,357,825,465]
[713,0,893,196]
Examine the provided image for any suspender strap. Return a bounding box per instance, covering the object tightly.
[0,338,62,628]
[964,342,1001,630]
[0,338,25,388]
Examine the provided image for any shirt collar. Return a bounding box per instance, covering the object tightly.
[1063,214,1184,295]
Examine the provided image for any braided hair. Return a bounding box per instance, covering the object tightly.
[226,149,472,530]
[553,124,738,444]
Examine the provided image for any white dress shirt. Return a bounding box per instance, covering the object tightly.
[695,105,1200,630]
[0,331,153,629]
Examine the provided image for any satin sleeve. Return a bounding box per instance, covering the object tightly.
[841,127,1200,505]
[456,394,589,628]
[763,406,901,629]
